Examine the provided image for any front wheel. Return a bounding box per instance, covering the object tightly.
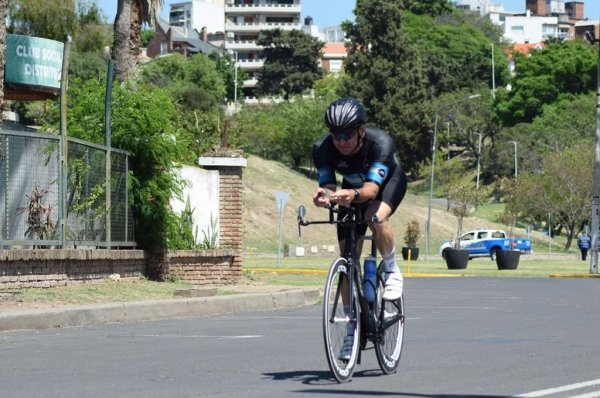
[374,274,404,374]
[323,257,360,383]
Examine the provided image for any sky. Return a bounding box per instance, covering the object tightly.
[95,0,600,27]
[96,0,354,27]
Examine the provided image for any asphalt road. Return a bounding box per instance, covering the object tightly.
[1,277,599,398]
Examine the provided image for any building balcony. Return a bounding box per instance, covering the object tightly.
[225,22,301,33]
[225,3,301,15]
[226,40,264,51]
[243,78,259,88]
[237,59,264,69]
[243,96,284,105]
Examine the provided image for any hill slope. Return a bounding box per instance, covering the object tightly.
[242,155,549,256]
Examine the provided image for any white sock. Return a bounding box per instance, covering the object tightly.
[381,248,398,273]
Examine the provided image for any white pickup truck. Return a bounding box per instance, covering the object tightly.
[439,228,532,261]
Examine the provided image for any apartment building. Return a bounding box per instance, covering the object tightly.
[455,0,591,43]
[165,0,302,98]
[225,0,301,95]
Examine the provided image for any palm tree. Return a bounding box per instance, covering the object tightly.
[111,0,163,82]
[0,0,8,110]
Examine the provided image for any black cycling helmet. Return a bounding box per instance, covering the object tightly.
[324,97,366,133]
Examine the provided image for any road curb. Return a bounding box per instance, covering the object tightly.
[0,288,321,332]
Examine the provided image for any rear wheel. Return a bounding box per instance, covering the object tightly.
[323,258,360,383]
[374,274,404,374]
[490,247,500,261]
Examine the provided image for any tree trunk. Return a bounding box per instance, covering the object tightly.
[0,0,8,111]
[112,0,137,82]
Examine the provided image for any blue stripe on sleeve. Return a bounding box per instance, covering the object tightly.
[317,167,336,186]
[366,162,389,185]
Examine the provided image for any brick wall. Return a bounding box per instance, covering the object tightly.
[168,249,237,285]
[217,168,243,278]
[0,249,146,288]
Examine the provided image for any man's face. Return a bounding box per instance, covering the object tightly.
[331,128,361,156]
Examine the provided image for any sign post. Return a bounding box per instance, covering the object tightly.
[591,197,599,274]
[275,191,289,267]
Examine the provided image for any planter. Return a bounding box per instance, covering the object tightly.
[496,250,520,270]
[401,247,419,261]
[444,248,469,269]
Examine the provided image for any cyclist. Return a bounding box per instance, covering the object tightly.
[312,97,407,358]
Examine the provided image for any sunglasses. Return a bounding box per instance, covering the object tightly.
[331,130,356,141]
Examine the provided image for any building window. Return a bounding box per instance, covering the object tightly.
[329,59,343,73]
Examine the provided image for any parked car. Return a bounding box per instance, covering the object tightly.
[439,228,532,261]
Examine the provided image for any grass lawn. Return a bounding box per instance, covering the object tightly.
[243,254,596,283]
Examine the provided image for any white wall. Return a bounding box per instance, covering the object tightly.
[171,165,220,246]
[503,14,559,43]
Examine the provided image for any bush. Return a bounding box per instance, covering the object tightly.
[403,219,420,248]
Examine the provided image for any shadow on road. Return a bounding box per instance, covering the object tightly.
[263,370,515,397]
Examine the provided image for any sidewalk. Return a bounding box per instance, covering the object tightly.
[0,285,321,332]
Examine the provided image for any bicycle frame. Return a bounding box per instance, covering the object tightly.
[299,203,405,381]
[298,204,395,345]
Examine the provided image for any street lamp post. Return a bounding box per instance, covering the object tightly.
[446,122,451,160]
[233,51,238,106]
[491,43,496,98]
[228,49,238,107]
[585,29,600,274]
[473,132,482,210]
[425,93,482,259]
[509,140,518,178]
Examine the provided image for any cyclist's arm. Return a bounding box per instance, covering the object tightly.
[328,182,380,207]
[352,181,379,204]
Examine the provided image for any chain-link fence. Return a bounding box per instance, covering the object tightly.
[1,124,135,248]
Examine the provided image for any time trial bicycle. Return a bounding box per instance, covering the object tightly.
[297,203,405,383]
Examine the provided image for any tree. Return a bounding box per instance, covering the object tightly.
[227,95,330,169]
[256,28,324,99]
[446,182,482,247]
[403,0,453,16]
[141,52,226,111]
[537,143,593,250]
[39,78,187,260]
[342,0,429,173]
[403,10,509,98]
[111,0,163,82]
[210,52,246,103]
[490,92,595,179]
[526,93,596,154]
[8,0,78,40]
[495,40,597,126]
[313,73,348,101]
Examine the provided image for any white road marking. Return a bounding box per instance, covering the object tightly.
[411,305,497,310]
[568,392,600,398]
[516,379,600,397]
[135,334,263,339]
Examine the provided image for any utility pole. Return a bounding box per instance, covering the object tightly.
[474,132,482,210]
[585,30,600,274]
[491,43,496,98]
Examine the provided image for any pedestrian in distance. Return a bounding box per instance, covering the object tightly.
[577,233,591,261]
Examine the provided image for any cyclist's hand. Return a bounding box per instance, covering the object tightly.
[313,188,331,207]
[330,189,353,207]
